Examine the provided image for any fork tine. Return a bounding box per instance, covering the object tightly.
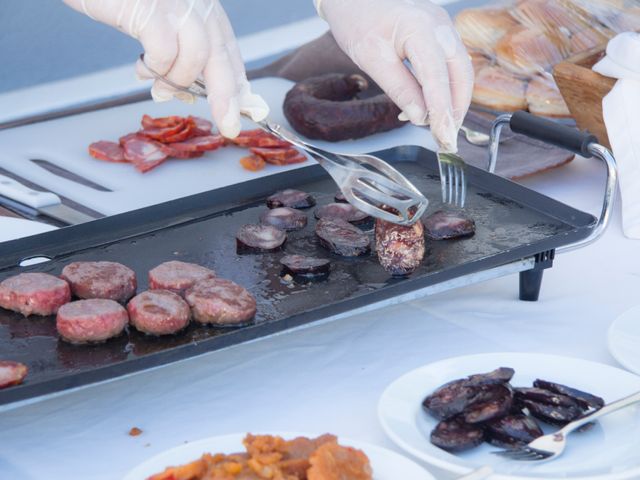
[447,164,454,203]
[454,165,461,206]
[439,161,447,203]
[492,448,552,461]
[460,166,467,208]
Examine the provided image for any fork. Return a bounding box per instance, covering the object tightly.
[437,151,467,208]
[139,55,428,225]
[493,389,640,462]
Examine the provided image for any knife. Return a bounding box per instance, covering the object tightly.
[0,173,96,225]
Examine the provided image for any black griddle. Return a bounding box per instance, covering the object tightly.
[0,145,596,407]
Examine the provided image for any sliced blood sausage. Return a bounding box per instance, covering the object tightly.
[240,154,266,171]
[148,261,216,297]
[88,141,126,163]
[185,278,256,326]
[230,129,290,148]
[485,414,543,448]
[189,116,213,136]
[523,399,583,426]
[260,207,307,231]
[236,224,287,253]
[315,218,371,257]
[0,361,28,389]
[463,384,513,424]
[122,137,168,173]
[266,189,316,209]
[127,290,190,336]
[533,379,605,410]
[514,387,581,409]
[334,191,347,203]
[375,216,425,276]
[280,255,330,277]
[466,367,515,386]
[56,299,128,344]
[283,73,404,141]
[423,210,476,240]
[430,417,484,452]
[0,273,71,317]
[314,203,370,225]
[61,261,137,303]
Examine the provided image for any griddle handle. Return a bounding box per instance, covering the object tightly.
[510,111,597,158]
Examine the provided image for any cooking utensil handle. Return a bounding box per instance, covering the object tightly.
[0,174,61,208]
[509,111,598,157]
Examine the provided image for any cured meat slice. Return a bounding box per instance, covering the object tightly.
[240,154,266,171]
[249,147,300,163]
[315,218,371,257]
[430,417,485,452]
[264,152,307,166]
[140,121,187,142]
[423,211,476,240]
[127,289,191,335]
[166,135,225,154]
[260,207,307,231]
[314,203,370,225]
[185,278,256,326]
[375,215,425,276]
[148,261,216,297]
[56,299,128,344]
[162,118,196,143]
[266,189,316,209]
[88,141,126,163]
[141,114,183,129]
[229,129,290,148]
[122,137,169,173]
[119,132,145,147]
[280,255,330,277]
[162,148,204,160]
[0,273,71,317]
[61,261,137,303]
[236,224,287,253]
[189,116,213,136]
[0,361,28,389]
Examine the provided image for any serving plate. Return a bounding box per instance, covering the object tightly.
[378,353,640,479]
[608,305,640,376]
[122,432,435,480]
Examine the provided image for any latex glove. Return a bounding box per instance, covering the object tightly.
[315,0,473,152]
[63,0,268,138]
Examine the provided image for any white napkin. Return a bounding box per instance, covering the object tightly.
[593,32,640,239]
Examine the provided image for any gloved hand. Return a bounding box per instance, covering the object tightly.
[63,0,268,138]
[315,0,473,152]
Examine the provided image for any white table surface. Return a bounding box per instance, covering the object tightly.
[0,150,638,480]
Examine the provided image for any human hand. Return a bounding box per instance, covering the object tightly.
[315,0,473,152]
[64,0,268,138]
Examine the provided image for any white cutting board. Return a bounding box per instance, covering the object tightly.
[0,78,437,216]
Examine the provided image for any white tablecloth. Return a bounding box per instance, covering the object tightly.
[0,155,638,480]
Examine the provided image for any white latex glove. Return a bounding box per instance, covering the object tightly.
[63,0,269,138]
[315,0,473,152]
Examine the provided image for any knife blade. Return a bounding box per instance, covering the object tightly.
[0,173,96,224]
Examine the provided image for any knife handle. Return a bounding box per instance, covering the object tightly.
[0,174,61,208]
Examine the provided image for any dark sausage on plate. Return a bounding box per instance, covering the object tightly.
[283,73,404,141]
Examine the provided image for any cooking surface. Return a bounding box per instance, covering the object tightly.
[0,149,595,406]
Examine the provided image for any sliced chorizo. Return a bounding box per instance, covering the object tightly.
[89,141,126,163]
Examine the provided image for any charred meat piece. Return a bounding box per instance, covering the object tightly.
[315,203,371,225]
[523,399,583,426]
[422,379,480,420]
[283,73,403,142]
[466,367,515,386]
[485,414,543,448]
[375,215,425,276]
[533,379,605,411]
[185,278,256,326]
[260,207,307,231]
[430,417,485,452]
[463,384,513,424]
[280,255,330,278]
[236,224,287,253]
[515,387,581,409]
[315,218,371,257]
[266,189,316,209]
[334,191,347,203]
[423,210,476,240]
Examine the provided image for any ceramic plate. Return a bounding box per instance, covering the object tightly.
[608,306,640,376]
[123,432,435,480]
[378,353,640,479]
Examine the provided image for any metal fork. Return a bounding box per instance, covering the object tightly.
[493,389,640,462]
[437,151,467,208]
[139,55,428,225]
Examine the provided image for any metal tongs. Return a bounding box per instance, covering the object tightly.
[139,55,428,225]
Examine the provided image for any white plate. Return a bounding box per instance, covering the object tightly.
[378,353,640,480]
[123,432,435,480]
[0,217,57,242]
[608,306,640,376]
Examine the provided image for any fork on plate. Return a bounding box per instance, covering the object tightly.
[493,389,640,462]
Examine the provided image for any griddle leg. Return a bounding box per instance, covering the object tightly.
[519,250,555,301]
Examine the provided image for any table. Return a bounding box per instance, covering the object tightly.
[0,151,638,480]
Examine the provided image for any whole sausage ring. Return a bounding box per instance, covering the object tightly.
[283,73,404,141]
